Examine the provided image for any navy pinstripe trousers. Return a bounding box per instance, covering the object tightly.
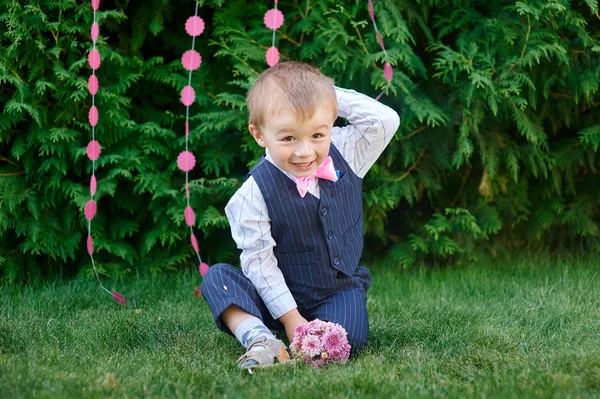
[201,263,371,350]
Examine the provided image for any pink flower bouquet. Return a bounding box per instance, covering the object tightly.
[290,319,351,368]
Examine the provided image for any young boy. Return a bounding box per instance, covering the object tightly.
[201,62,400,368]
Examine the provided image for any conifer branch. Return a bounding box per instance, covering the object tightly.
[295,0,310,18]
[502,14,531,77]
[213,41,260,76]
[396,144,428,182]
[0,171,25,177]
[578,101,600,115]
[450,168,471,208]
[551,92,574,100]
[399,126,426,141]
[354,25,370,56]
[281,33,301,47]
[339,8,370,57]
[0,156,17,166]
[295,0,311,45]
[11,69,24,83]
[519,15,531,60]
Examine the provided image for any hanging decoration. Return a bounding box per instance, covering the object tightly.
[85,0,127,305]
[178,1,210,280]
[367,0,393,100]
[264,0,284,67]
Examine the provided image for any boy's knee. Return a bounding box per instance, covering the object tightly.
[200,263,230,291]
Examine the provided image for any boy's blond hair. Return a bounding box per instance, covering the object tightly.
[247,62,336,128]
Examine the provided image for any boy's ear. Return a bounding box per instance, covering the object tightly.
[249,124,266,148]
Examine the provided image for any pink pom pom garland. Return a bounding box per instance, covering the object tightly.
[178,1,210,277]
[264,0,284,67]
[367,0,393,101]
[85,0,127,306]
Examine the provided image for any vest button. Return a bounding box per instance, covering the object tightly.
[328,231,334,240]
[321,208,328,216]
[333,257,340,265]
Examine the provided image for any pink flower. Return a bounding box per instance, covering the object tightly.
[301,334,322,358]
[328,349,342,362]
[323,331,342,351]
[290,335,302,352]
[294,322,308,338]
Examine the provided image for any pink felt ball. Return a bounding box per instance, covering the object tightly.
[184,206,195,227]
[181,86,195,107]
[112,291,127,306]
[91,0,100,11]
[199,262,209,277]
[264,8,284,30]
[88,49,101,70]
[181,50,202,71]
[384,62,393,82]
[185,16,205,37]
[85,200,97,220]
[87,140,101,161]
[88,106,98,127]
[266,46,280,67]
[88,74,98,95]
[190,233,199,253]
[91,22,99,43]
[90,175,97,196]
[87,235,94,255]
[368,0,375,20]
[177,151,196,172]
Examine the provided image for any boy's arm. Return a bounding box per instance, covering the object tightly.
[225,177,299,321]
[331,87,400,178]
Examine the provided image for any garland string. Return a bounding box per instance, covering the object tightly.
[264,0,284,67]
[368,0,393,100]
[177,2,210,286]
[85,0,127,305]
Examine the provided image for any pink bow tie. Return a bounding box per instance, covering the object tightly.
[294,156,338,198]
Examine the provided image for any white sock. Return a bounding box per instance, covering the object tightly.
[234,316,276,351]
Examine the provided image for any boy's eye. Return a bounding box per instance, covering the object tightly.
[282,136,295,142]
[313,133,324,139]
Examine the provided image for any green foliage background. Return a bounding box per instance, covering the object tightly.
[1,0,599,283]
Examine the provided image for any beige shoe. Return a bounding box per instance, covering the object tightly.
[236,336,294,369]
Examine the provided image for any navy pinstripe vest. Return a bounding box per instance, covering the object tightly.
[249,144,364,291]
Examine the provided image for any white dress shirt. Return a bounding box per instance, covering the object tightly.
[224,87,400,319]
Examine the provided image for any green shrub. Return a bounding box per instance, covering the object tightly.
[1,0,599,283]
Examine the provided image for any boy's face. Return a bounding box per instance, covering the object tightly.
[249,102,335,178]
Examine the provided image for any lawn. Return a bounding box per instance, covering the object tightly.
[1,256,599,398]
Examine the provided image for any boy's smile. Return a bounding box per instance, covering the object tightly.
[249,102,336,178]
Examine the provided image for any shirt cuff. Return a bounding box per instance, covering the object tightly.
[264,290,298,319]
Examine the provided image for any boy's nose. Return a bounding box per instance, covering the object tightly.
[294,142,312,157]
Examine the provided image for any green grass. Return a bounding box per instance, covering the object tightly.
[1,256,600,398]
